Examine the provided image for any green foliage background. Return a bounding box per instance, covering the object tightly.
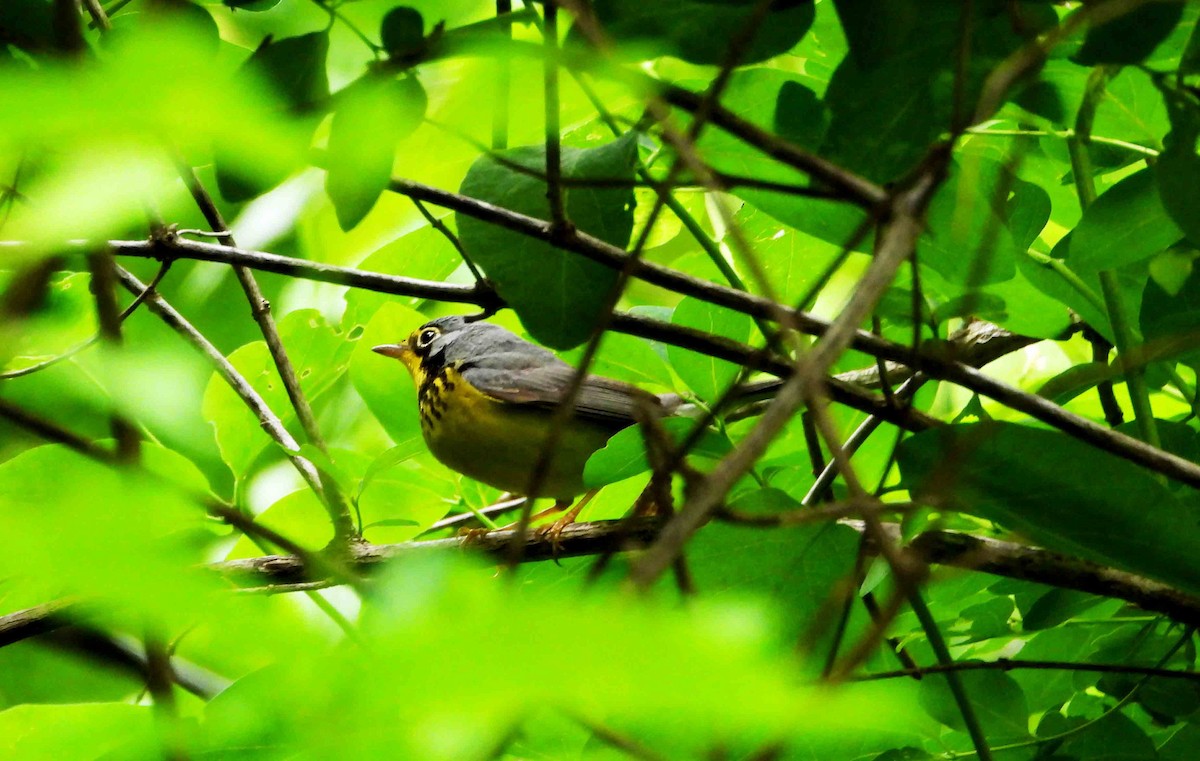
[2,0,1200,759]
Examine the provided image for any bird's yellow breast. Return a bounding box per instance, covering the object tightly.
[414,363,613,501]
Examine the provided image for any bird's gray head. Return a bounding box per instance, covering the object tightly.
[371,315,557,373]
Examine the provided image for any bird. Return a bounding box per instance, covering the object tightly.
[372,315,681,536]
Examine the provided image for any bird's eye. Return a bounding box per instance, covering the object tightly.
[417,328,439,347]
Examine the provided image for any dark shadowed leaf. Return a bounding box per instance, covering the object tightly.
[456,133,638,349]
[1073,4,1183,66]
[576,0,814,65]
[919,669,1029,745]
[241,31,329,113]
[381,6,424,57]
[898,422,1200,597]
[1069,168,1183,272]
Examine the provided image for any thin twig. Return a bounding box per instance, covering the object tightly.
[86,249,141,462]
[410,197,485,284]
[172,162,357,545]
[112,266,326,496]
[855,657,1200,684]
[542,1,568,230]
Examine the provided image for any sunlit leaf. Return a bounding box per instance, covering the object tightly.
[667,297,754,403]
[325,73,427,231]
[0,703,157,759]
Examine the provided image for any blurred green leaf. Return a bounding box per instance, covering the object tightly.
[197,554,918,758]
[325,73,427,231]
[0,444,219,623]
[0,703,157,759]
[457,133,638,349]
[667,297,754,403]
[241,31,330,114]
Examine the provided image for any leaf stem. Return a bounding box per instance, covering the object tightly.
[1069,67,1160,451]
[909,590,994,761]
[968,128,1159,158]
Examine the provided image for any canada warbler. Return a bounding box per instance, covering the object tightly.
[372,316,680,523]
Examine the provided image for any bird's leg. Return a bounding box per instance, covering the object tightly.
[483,500,570,533]
[535,489,599,551]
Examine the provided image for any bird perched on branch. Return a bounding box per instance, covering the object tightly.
[372,315,683,534]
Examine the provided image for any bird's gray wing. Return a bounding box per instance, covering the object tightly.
[461,362,665,429]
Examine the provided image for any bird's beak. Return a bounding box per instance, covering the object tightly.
[372,343,411,359]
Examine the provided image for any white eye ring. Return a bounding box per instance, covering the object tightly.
[417,328,439,347]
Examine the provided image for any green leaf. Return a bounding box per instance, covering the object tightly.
[566,332,674,390]
[577,0,814,66]
[349,302,427,445]
[689,497,859,638]
[919,156,1019,285]
[693,69,866,250]
[667,297,754,403]
[381,6,424,57]
[1021,588,1105,631]
[224,0,282,9]
[1072,4,1183,66]
[456,133,638,349]
[1069,168,1184,273]
[198,554,919,757]
[583,417,730,488]
[242,31,330,114]
[1014,626,1102,712]
[0,703,157,759]
[217,31,330,200]
[1161,724,1200,760]
[342,223,465,325]
[202,310,352,478]
[1059,710,1156,761]
[357,460,460,543]
[325,73,427,231]
[0,444,218,621]
[1140,264,1200,368]
[1006,176,1052,253]
[1157,130,1200,248]
[897,422,1200,597]
[228,489,332,559]
[357,438,427,502]
[733,204,842,307]
[918,669,1029,745]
